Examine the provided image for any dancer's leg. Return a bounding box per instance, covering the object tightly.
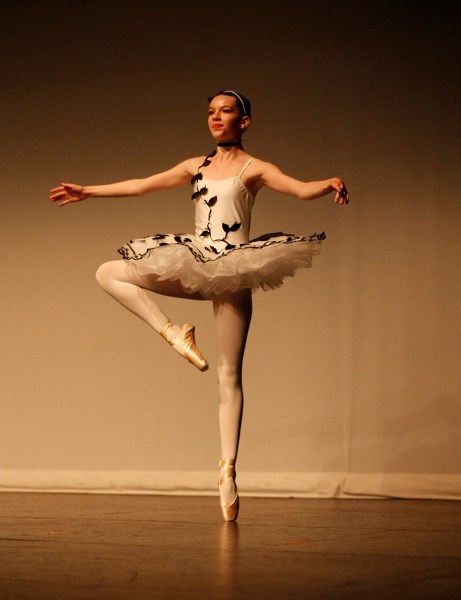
[95,260,207,368]
[213,289,252,504]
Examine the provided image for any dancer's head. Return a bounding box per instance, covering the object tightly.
[207,90,251,143]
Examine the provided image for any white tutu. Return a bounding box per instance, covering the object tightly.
[118,231,325,298]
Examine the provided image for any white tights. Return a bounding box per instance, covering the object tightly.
[95,260,252,503]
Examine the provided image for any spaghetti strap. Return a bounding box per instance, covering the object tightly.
[238,158,253,178]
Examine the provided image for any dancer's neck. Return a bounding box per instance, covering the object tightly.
[217,141,242,148]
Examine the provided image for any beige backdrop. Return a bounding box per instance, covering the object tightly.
[1,1,460,498]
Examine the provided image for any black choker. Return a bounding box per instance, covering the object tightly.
[217,141,242,147]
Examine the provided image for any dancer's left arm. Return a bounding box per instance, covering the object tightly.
[254,161,349,205]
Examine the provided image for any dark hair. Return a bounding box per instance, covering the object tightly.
[207,90,252,118]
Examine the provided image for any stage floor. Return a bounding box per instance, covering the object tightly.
[0,493,460,599]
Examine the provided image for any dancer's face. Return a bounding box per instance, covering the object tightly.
[208,95,250,142]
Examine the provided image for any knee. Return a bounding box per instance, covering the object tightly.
[216,362,242,391]
[95,261,114,289]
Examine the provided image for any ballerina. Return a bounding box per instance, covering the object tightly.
[50,90,349,521]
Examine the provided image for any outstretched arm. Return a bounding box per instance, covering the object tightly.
[50,158,201,207]
[255,161,349,205]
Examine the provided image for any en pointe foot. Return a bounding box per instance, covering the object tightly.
[160,322,209,372]
[218,458,239,522]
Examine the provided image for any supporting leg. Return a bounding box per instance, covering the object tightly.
[212,289,252,514]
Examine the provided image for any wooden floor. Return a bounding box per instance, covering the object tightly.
[0,493,460,599]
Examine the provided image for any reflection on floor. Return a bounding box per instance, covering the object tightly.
[0,493,460,599]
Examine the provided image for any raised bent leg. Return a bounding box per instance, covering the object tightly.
[213,289,252,507]
[95,260,207,368]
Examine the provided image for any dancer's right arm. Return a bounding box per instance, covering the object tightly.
[50,158,200,207]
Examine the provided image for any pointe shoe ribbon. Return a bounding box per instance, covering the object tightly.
[218,458,239,522]
[160,322,209,372]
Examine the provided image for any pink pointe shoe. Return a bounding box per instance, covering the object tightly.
[160,322,209,372]
[219,458,239,522]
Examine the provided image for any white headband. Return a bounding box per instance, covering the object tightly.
[224,90,247,115]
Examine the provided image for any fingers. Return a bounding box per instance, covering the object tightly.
[50,186,64,196]
[49,182,82,206]
[50,194,69,207]
[337,187,349,205]
[49,187,68,204]
[49,188,64,203]
[333,179,349,205]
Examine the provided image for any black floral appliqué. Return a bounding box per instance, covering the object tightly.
[191,152,242,246]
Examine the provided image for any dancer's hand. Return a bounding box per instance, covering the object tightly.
[329,178,349,205]
[50,183,89,207]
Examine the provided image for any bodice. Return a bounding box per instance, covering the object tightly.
[193,173,255,252]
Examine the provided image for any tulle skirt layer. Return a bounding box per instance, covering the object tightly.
[118,231,326,298]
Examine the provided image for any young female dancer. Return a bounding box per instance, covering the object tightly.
[50,90,349,521]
